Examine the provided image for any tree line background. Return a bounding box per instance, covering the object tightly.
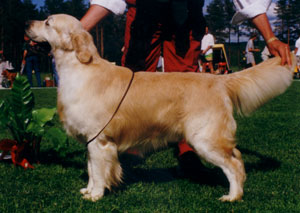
[0,0,299,73]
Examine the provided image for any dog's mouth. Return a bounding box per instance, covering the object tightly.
[25,20,48,42]
[25,30,44,43]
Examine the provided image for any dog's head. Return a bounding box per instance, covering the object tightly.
[25,14,93,63]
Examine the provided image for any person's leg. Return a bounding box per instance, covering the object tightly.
[122,5,162,72]
[52,58,59,86]
[247,53,256,67]
[163,33,200,72]
[32,56,41,87]
[205,53,214,74]
[25,57,33,87]
[121,6,135,69]
[163,32,207,176]
[208,61,214,74]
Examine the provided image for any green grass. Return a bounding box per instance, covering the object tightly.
[1,81,300,212]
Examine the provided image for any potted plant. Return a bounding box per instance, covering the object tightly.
[0,74,56,169]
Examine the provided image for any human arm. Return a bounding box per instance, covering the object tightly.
[248,40,260,53]
[248,47,260,53]
[232,0,291,65]
[251,14,291,65]
[202,45,212,55]
[22,50,27,65]
[22,43,27,65]
[80,0,126,31]
[81,5,111,31]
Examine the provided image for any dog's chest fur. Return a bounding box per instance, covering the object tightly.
[56,62,96,141]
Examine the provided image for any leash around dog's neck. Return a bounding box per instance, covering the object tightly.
[86,71,135,148]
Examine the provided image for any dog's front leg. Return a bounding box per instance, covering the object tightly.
[80,156,94,195]
[81,138,122,202]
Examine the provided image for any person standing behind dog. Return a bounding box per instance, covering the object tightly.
[22,34,42,87]
[81,0,291,66]
[82,0,205,73]
[82,0,211,175]
[200,26,215,74]
[80,0,292,176]
[245,33,260,67]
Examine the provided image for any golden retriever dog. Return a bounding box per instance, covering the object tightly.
[26,14,296,202]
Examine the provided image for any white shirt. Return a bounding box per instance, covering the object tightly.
[90,0,126,15]
[232,0,272,25]
[0,62,5,75]
[201,33,214,55]
[245,39,254,54]
[90,0,271,25]
[261,46,270,55]
[295,38,300,56]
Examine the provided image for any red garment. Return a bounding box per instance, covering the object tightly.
[11,144,34,169]
[122,1,202,72]
[122,0,204,156]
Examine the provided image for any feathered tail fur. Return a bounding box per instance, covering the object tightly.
[226,53,296,115]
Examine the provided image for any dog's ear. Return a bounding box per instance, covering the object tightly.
[71,31,93,64]
[61,35,73,51]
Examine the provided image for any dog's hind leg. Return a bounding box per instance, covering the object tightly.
[217,147,246,202]
[188,134,246,202]
[81,138,122,202]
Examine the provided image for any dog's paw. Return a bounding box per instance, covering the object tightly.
[82,193,103,202]
[82,189,104,202]
[80,188,90,195]
[219,194,242,202]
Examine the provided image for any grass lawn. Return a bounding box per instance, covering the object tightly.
[1,81,300,212]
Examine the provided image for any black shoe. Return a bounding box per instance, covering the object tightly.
[176,151,209,179]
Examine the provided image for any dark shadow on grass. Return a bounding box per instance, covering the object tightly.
[114,147,281,194]
[239,147,281,172]
[34,146,281,198]
[37,150,86,169]
[111,153,230,195]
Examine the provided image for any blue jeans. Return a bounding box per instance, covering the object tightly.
[52,57,59,86]
[25,55,41,87]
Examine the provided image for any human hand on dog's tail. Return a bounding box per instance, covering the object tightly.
[251,13,292,66]
[267,39,291,67]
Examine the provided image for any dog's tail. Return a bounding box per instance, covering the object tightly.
[225,53,296,116]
